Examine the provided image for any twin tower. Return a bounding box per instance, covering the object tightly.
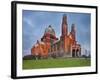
[61,14,76,40]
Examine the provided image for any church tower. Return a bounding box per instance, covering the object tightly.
[71,24,76,41]
[61,14,68,36]
[60,14,69,55]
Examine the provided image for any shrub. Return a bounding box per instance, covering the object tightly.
[23,55,36,60]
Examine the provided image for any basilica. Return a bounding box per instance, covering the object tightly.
[31,15,81,58]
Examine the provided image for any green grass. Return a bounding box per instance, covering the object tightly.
[23,58,91,69]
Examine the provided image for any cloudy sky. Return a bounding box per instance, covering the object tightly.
[22,10,91,56]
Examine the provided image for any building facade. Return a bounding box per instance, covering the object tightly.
[31,15,81,58]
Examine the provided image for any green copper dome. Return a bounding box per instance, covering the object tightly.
[45,25,55,35]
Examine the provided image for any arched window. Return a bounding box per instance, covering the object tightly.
[76,49,79,57]
[72,49,75,57]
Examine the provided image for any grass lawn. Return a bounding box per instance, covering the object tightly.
[23,58,91,69]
